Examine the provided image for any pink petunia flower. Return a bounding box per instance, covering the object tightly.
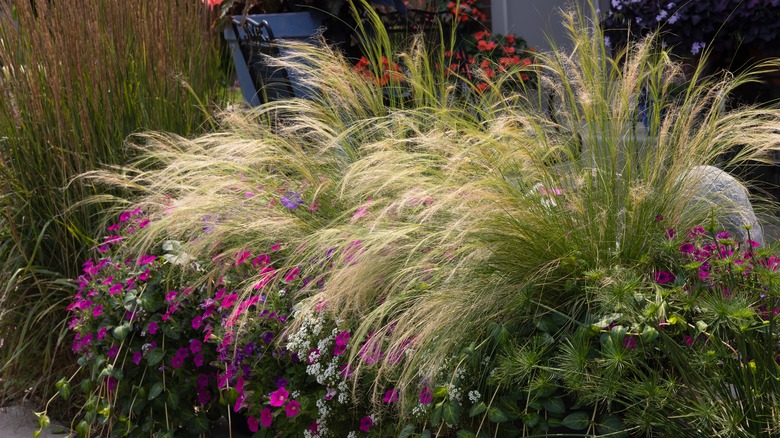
[260,408,273,428]
[359,415,373,432]
[383,388,399,403]
[419,386,433,404]
[285,400,301,417]
[247,416,259,433]
[269,387,289,407]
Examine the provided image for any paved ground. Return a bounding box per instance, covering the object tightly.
[0,405,69,437]
[0,404,252,437]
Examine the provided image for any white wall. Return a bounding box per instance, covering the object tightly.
[491,0,610,52]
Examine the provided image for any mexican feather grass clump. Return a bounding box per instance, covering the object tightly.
[103,5,780,435]
[0,0,225,403]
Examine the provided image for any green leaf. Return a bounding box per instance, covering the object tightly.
[188,414,209,434]
[430,404,443,427]
[443,400,461,425]
[166,390,180,409]
[469,401,487,417]
[148,382,164,400]
[76,420,90,438]
[641,325,659,343]
[113,323,132,341]
[543,397,565,415]
[161,324,181,340]
[487,407,508,423]
[398,423,415,438]
[561,412,589,430]
[597,415,628,437]
[456,430,476,438]
[147,349,165,366]
[55,378,71,400]
[421,430,432,438]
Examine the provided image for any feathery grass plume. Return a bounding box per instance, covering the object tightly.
[0,0,226,404]
[97,1,780,432]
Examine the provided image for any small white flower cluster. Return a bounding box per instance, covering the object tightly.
[412,403,430,418]
[468,390,482,403]
[346,432,358,438]
[277,288,286,297]
[447,383,463,402]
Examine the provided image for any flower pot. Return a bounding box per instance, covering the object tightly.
[223,11,326,106]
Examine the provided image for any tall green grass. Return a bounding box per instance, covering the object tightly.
[0,0,226,404]
[96,3,780,434]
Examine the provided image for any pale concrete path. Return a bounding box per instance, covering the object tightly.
[0,404,251,437]
[0,405,70,437]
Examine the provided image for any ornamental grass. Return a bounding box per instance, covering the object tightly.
[83,3,780,436]
[0,0,226,404]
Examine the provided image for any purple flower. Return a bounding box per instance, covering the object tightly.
[623,336,637,350]
[107,346,119,359]
[193,353,204,367]
[191,315,204,330]
[97,327,108,341]
[680,243,695,254]
[165,290,178,302]
[92,305,103,318]
[653,270,675,284]
[359,415,374,432]
[190,339,203,354]
[197,389,211,405]
[147,321,159,335]
[716,230,731,240]
[108,283,124,295]
[133,351,143,365]
[281,191,304,209]
[261,331,275,345]
[419,386,433,404]
[691,41,706,55]
[197,373,210,388]
[171,355,184,369]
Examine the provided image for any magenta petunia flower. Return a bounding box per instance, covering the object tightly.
[190,339,203,354]
[653,270,675,284]
[359,415,373,432]
[260,408,273,428]
[147,321,159,335]
[221,293,238,308]
[171,355,184,369]
[92,305,103,318]
[269,387,289,407]
[191,315,204,330]
[165,290,178,302]
[235,251,251,265]
[285,400,301,417]
[97,326,108,341]
[133,351,143,365]
[108,283,124,295]
[419,386,433,404]
[247,416,259,433]
[383,388,399,403]
[197,389,211,405]
[193,353,204,367]
[679,243,695,254]
[284,267,300,283]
